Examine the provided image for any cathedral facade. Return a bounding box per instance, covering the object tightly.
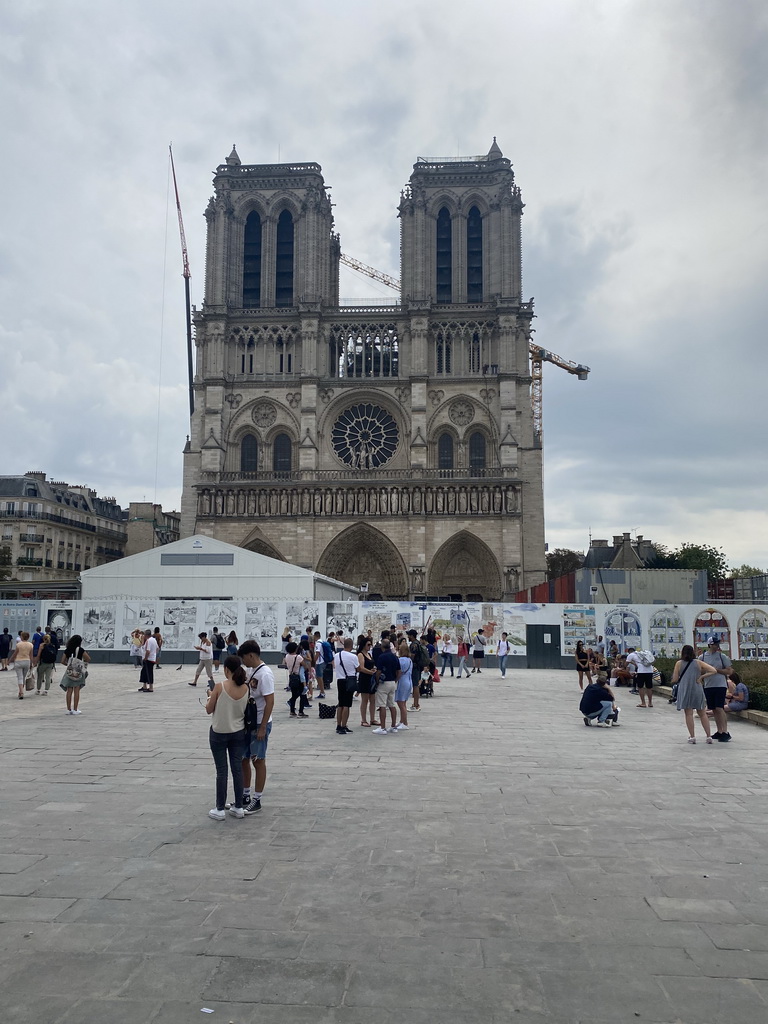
[180,141,546,600]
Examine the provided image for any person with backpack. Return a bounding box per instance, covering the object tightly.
[59,635,90,715]
[456,637,471,679]
[34,633,58,694]
[406,629,427,711]
[626,648,655,707]
[211,627,226,670]
[205,654,249,819]
[238,640,275,815]
[321,635,335,695]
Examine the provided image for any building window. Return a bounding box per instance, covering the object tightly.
[467,206,483,301]
[438,433,454,472]
[436,207,452,303]
[436,332,452,374]
[469,431,486,475]
[275,210,294,307]
[273,433,292,475]
[243,212,262,308]
[240,434,258,473]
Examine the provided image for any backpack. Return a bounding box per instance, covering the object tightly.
[410,641,428,673]
[321,640,334,664]
[65,649,87,682]
[213,633,226,651]
[637,650,655,667]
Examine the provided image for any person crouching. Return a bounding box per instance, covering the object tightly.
[580,674,620,727]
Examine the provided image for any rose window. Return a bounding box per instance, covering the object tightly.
[331,404,399,469]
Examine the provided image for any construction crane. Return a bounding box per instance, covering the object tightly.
[169,145,195,417]
[340,253,590,441]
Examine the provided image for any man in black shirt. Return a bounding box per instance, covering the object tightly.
[372,639,400,735]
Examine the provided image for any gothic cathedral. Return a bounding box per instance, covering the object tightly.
[180,140,546,600]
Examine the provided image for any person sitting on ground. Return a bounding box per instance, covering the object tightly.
[579,674,620,727]
[610,654,633,687]
[725,671,749,714]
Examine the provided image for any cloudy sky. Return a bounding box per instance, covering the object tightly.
[1,0,766,569]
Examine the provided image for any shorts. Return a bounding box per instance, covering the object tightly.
[336,677,356,708]
[243,720,272,760]
[704,686,727,710]
[636,673,654,689]
[473,650,485,660]
[375,679,397,710]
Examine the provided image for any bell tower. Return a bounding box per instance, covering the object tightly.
[181,142,546,600]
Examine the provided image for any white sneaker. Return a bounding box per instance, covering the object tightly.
[687,737,696,744]
[396,724,410,730]
[388,727,399,733]
[208,808,226,820]
[228,806,244,819]
[371,727,388,735]
[72,710,82,715]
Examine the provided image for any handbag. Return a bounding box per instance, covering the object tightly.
[25,669,35,691]
[318,702,337,720]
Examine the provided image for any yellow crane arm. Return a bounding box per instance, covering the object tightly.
[339,253,400,292]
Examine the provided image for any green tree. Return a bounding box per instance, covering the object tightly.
[546,547,584,580]
[0,544,12,582]
[730,564,765,578]
[672,542,728,580]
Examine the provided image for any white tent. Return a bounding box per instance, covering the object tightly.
[80,534,358,601]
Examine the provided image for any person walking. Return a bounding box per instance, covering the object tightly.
[59,635,90,714]
[211,627,226,671]
[670,644,717,744]
[700,636,733,742]
[356,637,378,727]
[205,654,249,820]
[333,638,359,735]
[456,637,471,678]
[190,633,215,688]
[439,635,455,677]
[238,640,275,815]
[471,628,487,672]
[34,633,57,694]
[395,641,413,730]
[226,631,239,656]
[283,641,310,717]
[497,632,511,678]
[574,640,591,691]
[9,630,33,700]
[0,627,12,671]
[372,638,400,735]
[138,629,159,692]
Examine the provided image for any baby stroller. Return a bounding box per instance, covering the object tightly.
[419,663,436,698]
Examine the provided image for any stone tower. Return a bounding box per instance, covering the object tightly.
[181,140,546,599]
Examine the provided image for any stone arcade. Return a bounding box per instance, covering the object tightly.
[181,141,546,600]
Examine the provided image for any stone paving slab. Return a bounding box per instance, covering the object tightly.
[1,662,768,1022]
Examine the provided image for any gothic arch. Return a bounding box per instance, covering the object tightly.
[458,193,491,217]
[316,524,409,598]
[241,528,286,562]
[429,531,502,600]
[427,192,460,217]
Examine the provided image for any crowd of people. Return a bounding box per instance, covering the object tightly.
[1,625,90,712]
[576,634,748,743]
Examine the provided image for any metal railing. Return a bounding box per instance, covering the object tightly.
[216,467,517,483]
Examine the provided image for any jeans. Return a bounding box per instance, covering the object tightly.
[587,700,615,723]
[457,656,469,677]
[440,653,454,676]
[499,655,508,677]
[289,677,309,713]
[209,727,245,810]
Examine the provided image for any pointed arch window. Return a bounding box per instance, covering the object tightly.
[243,212,262,308]
[467,206,483,301]
[436,206,452,304]
[275,210,294,307]
[240,434,258,474]
[469,431,486,475]
[273,432,292,476]
[438,433,454,474]
[436,331,452,374]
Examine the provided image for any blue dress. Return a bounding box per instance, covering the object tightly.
[396,656,413,703]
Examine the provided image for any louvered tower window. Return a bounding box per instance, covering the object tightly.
[436,207,452,303]
[467,206,483,301]
[275,210,294,307]
[242,212,261,307]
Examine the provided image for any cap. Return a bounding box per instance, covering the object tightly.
[406,629,418,636]
[706,635,720,645]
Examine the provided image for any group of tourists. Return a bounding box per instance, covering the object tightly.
[577,634,747,743]
[1,625,90,713]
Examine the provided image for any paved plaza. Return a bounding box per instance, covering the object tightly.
[2,663,768,1023]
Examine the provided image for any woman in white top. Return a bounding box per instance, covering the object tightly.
[190,632,214,688]
[205,655,249,819]
[439,635,456,678]
[497,632,511,679]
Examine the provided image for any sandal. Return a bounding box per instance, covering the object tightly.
[636,704,647,708]
[360,722,370,727]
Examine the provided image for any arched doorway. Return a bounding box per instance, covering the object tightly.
[429,532,502,600]
[316,524,409,598]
